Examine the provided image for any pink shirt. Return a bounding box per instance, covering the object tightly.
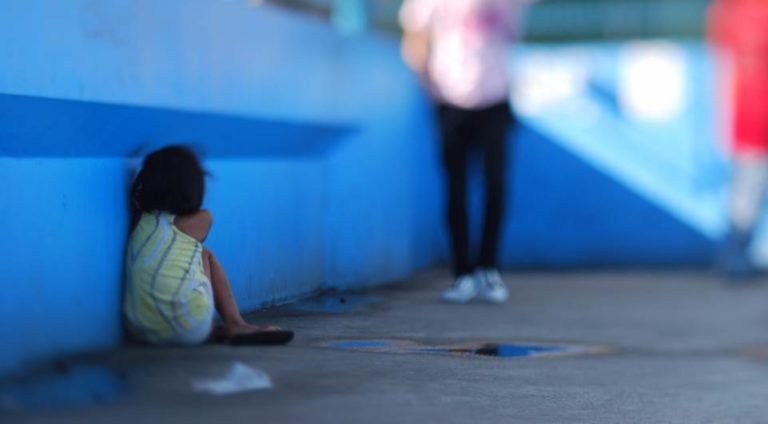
[400,0,531,109]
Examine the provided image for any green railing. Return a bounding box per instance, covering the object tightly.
[268,0,711,40]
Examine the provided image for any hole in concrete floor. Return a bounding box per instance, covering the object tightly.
[322,339,610,359]
[0,364,125,411]
[441,343,570,358]
[285,294,383,314]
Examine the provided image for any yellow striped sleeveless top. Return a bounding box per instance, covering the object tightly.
[123,211,214,345]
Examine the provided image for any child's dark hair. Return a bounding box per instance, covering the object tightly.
[131,145,206,226]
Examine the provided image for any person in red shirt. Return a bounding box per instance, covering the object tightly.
[708,0,768,280]
[709,0,768,280]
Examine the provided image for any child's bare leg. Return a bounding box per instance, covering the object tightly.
[202,248,281,336]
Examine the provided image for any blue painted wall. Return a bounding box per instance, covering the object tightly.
[0,158,128,378]
[510,43,727,242]
[502,126,715,267]
[0,0,444,376]
[499,42,726,267]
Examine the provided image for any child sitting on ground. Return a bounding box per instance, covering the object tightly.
[123,145,293,346]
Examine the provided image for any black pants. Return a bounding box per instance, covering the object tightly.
[437,101,512,277]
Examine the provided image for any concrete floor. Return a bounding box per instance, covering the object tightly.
[5,269,768,423]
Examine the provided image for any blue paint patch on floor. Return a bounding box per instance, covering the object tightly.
[0,364,125,411]
[286,294,383,314]
[473,344,569,358]
[322,339,609,359]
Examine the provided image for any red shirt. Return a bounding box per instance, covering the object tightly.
[709,0,768,153]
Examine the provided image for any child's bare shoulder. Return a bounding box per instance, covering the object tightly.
[174,210,213,242]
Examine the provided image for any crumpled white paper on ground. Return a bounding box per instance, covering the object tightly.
[191,362,273,395]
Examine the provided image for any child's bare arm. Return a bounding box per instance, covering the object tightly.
[174,210,213,243]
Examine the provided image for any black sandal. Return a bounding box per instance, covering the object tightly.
[229,329,294,346]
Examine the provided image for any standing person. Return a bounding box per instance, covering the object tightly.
[709,0,768,280]
[400,0,534,303]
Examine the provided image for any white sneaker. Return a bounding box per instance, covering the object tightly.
[442,274,479,303]
[478,269,509,304]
